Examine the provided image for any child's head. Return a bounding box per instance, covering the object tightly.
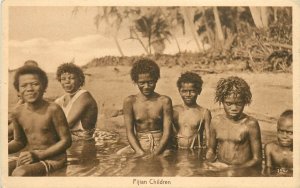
[13,65,48,103]
[177,72,203,106]
[24,60,39,67]
[56,63,85,93]
[215,76,252,119]
[277,109,293,147]
[130,59,160,96]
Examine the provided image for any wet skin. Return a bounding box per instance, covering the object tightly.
[9,74,72,176]
[58,72,98,131]
[265,118,293,174]
[173,83,211,147]
[123,73,173,156]
[206,94,262,168]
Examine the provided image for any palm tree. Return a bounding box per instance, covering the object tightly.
[134,10,172,54]
[72,7,125,56]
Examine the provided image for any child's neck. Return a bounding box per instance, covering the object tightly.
[68,88,81,98]
[183,103,198,109]
[139,92,158,100]
[26,99,45,111]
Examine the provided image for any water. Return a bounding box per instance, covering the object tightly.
[47,129,291,177]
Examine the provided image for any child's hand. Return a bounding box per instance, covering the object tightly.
[17,151,39,165]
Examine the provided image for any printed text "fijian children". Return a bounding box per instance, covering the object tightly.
[133,178,171,185]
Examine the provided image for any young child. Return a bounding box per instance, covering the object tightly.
[121,58,173,157]
[55,63,98,141]
[9,65,72,176]
[173,72,211,149]
[206,76,262,169]
[264,110,293,176]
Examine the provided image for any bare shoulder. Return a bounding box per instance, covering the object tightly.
[77,91,97,105]
[48,101,63,112]
[265,141,278,152]
[173,104,184,111]
[158,95,172,104]
[211,114,224,129]
[245,115,260,129]
[124,95,136,104]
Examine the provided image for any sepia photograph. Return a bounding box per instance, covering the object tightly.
[1,0,300,187]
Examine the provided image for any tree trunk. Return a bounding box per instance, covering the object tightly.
[183,7,202,52]
[132,28,149,54]
[174,36,181,53]
[213,7,224,47]
[113,36,124,56]
[249,7,269,29]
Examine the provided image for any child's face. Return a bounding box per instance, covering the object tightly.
[277,118,293,147]
[18,74,44,103]
[179,82,199,106]
[137,73,157,97]
[60,72,81,93]
[222,94,245,120]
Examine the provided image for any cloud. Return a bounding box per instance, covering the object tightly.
[9,34,201,72]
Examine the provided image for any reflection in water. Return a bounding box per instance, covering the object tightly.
[16,130,289,177]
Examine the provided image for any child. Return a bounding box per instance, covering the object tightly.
[264,110,293,176]
[121,58,173,157]
[9,65,72,176]
[55,63,98,141]
[206,76,262,169]
[173,72,211,149]
[8,60,39,141]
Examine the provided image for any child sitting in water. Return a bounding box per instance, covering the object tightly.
[119,58,173,157]
[55,63,98,141]
[206,76,262,169]
[173,72,211,149]
[9,66,72,176]
[264,110,293,176]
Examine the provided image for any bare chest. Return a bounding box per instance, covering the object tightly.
[18,110,54,134]
[215,122,248,143]
[133,100,163,122]
[177,109,203,130]
[272,148,293,167]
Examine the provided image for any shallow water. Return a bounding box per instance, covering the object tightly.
[46,129,291,177]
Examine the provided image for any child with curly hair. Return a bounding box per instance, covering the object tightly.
[206,76,262,169]
[55,63,98,141]
[173,72,211,149]
[9,65,72,176]
[118,58,173,157]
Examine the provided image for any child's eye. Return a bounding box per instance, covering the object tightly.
[287,131,293,135]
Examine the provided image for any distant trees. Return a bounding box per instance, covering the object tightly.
[72,6,292,59]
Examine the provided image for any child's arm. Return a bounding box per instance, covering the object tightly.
[123,96,145,155]
[8,117,27,154]
[65,92,92,128]
[234,120,262,168]
[206,120,217,161]
[154,96,173,155]
[204,109,212,147]
[264,143,273,175]
[31,104,72,160]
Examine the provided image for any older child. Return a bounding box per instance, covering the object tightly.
[8,60,39,141]
[206,76,262,169]
[121,58,173,157]
[173,72,211,149]
[264,110,293,176]
[9,66,72,176]
[55,63,98,141]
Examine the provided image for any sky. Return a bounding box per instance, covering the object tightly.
[8,6,200,72]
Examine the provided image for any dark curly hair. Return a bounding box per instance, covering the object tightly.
[13,65,48,92]
[280,109,293,119]
[130,58,160,83]
[177,72,203,92]
[56,63,85,86]
[215,76,252,105]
